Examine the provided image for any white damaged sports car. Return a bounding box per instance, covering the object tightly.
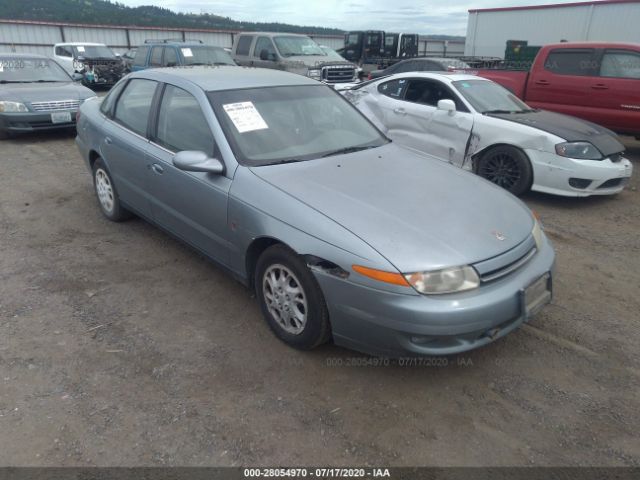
[342,72,633,196]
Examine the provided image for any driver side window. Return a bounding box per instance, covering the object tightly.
[403,79,468,112]
[254,37,276,59]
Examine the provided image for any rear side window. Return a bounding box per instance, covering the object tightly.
[235,36,253,56]
[150,47,163,67]
[163,47,178,67]
[155,84,214,154]
[113,79,158,136]
[133,46,149,67]
[55,46,72,57]
[378,78,407,98]
[544,49,597,76]
[600,50,640,79]
[393,61,416,73]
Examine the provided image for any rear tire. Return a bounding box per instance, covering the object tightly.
[92,158,132,222]
[255,244,331,350]
[477,145,532,196]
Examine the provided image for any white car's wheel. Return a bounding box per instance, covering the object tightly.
[477,146,533,196]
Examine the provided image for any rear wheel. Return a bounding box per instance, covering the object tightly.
[92,158,132,222]
[477,145,532,196]
[255,244,331,350]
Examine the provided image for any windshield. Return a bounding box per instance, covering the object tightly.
[0,58,71,83]
[320,46,344,61]
[439,59,470,69]
[181,46,235,66]
[73,45,116,58]
[274,36,325,57]
[452,80,532,113]
[208,85,387,166]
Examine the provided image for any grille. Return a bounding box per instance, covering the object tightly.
[473,235,537,283]
[30,100,80,112]
[598,177,629,189]
[322,65,356,83]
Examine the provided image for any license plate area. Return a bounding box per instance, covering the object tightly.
[521,272,552,319]
[51,111,72,124]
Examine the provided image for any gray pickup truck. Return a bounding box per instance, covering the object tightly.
[232,32,359,90]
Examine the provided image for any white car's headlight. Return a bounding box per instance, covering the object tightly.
[307,69,322,80]
[532,216,544,251]
[405,266,480,295]
[0,101,28,113]
[555,142,602,160]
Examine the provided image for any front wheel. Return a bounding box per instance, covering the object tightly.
[476,146,533,196]
[255,244,331,350]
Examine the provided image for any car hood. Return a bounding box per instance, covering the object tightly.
[488,109,625,156]
[0,82,93,103]
[250,144,534,273]
[286,55,354,67]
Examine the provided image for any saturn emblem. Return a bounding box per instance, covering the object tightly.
[492,230,506,241]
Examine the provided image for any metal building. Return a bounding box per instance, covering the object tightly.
[465,0,640,58]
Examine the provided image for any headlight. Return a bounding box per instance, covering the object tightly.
[404,266,480,295]
[555,142,602,160]
[0,101,28,113]
[532,216,544,251]
[307,69,322,80]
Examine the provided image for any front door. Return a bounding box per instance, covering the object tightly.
[146,83,233,266]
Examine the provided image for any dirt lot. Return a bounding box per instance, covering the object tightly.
[0,131,639,467]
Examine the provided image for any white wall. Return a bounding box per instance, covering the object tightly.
[465,1,640,57]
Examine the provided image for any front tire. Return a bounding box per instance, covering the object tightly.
[255,244,331,350]
[477,145,533,196]
[92,158,131,222]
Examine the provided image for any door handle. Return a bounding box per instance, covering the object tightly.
[534,80,550,86]
[393,108,407,115]
[150,163,164,175]
[591,84,609,90]
[104,136,113,145]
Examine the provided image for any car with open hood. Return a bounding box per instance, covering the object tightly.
[0,53,97,139]
[53,42,125,87]
[75,66,555,357]
[343,72,632,196]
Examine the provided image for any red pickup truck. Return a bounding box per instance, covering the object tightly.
[467,42,640,138]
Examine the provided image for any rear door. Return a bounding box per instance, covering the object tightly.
[146,83,232,266]
[101,78,159,218]
[525,48,599,119]
[590,48,640,134]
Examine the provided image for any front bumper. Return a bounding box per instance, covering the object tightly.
[527,149,633,197]
[314,235,556,357]
[0,111,77,134]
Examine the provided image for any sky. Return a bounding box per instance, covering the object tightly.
[117,0,587,36]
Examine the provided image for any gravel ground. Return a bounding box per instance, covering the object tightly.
[0,131,638,467]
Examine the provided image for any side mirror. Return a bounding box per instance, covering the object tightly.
[71,72,84,82]
[173,151,224,174]
[437,99,456,114]
[260,49,275,61]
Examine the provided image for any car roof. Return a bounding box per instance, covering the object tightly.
[543,41,640,49]
[142,41,219,47]
[54,42,106,46]
[0,53,50,59]
[132,66,319,91]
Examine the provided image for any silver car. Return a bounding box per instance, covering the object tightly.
[75,66,555,357]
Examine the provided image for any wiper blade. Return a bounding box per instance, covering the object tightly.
[482,109,516,114]
[321,145,378,158]
[264,158,303,166]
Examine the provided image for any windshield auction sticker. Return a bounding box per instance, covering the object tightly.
[223,102,269,133]
[181,48,193,57]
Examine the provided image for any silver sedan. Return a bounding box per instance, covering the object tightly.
[75,67,555,356]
